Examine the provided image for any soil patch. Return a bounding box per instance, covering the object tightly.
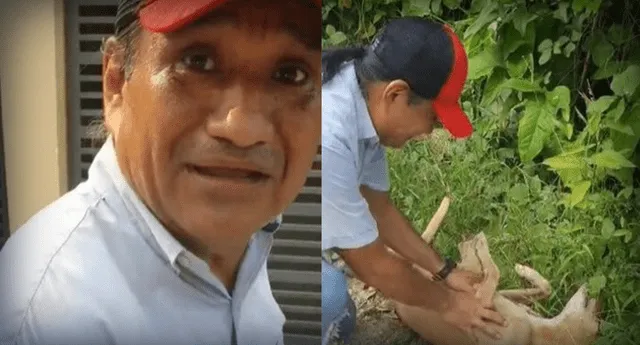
[342,277,433,345]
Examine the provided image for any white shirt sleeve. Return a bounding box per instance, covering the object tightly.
[321,142,379,251]
[360,141,390,192]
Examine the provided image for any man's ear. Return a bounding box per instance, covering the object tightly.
[381,79,410,105]
[101,36,127,137]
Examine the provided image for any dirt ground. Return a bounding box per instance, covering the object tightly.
[324,253,432,345]
[342,277,433,345]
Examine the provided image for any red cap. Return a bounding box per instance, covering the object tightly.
[432,25,472,139]
[138,0,322,33]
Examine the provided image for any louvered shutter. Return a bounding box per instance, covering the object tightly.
[64,1,322,344]
[268,146,321,344]
[0,88,9,250]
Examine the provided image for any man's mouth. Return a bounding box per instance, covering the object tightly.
[187,164,269,182]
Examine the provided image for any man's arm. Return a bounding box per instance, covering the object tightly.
[336,238,448,310]
[357,141,446,275]
[322,143,448,310]
[360,186,446,275]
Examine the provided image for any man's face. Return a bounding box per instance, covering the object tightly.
[373,82,439,149]
[102,0,320,252]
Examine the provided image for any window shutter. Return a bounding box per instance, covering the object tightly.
[268,146,321,344]
[65,1,322,343]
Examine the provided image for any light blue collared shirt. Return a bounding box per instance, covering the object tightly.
[0,137,285,345]
[321,61,390,252]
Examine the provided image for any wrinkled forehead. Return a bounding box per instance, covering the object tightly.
[166,1,320,50]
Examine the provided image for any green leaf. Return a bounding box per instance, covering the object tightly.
[506,58,528,78]
[572,0,587,11]
[611,103,640,157]
[588,274,607,295]
[610,65,640,97]
[587,95,616,115]
[605,122,634,136]
[537,39,553,52]
[590,150,636,169]
[325,24,336,35]
[431,0,443,15]
[607,98,626,122]
[401,0,432,17]
[563,42,576,57]
[443,0,461,9]
[608,24,631,46]
[592,40,615,67]
[593,61,625,80]
[553,36,570,54]
[547,85,571,121]
[543,154,584,170]
[601,218,615,239]
[564,122,574,139]
[511,8,538,36]
[553,2,570,23]
[480,69,509,105]
[571,29,582,42]
[373,11,386,24]
[327,31,348,46]
[617,187,633,199]
[586,111,602,136]
[544,151,589,185]
[573,0,602,13]
[502,25,529,58]
[518,100,555,162]
[529,177,542,194]
[568,180,591,207]
[468,48,500,80]
[508,183,529,202]
[539,51,551,65]
[464,3,498,39]
[469,0,489,13]
[558,224,585,234]
[502,79,542,93]
[613,229,633,243]
[587,96,617,135]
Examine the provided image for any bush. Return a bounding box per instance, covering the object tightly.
[323,0,640,343]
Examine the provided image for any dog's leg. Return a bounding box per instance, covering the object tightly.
[498,264,551,305]
[517,303,543,317]
[465,233,500,307]
[530,284,601,345]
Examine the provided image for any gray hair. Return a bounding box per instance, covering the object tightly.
[90,19,141,143]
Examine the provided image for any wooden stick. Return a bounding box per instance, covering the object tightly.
[421,196,451,244]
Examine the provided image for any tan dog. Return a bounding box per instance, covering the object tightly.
[391,196,601,345]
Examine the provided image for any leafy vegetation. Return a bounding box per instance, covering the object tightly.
[323,0,640,343]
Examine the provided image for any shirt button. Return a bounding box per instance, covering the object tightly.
[178,255,191,267]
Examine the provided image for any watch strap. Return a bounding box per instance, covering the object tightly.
[434,257,457,281]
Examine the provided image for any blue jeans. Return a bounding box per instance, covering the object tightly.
[321,259,357,345]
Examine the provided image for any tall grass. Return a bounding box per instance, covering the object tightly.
[386,129,640,344]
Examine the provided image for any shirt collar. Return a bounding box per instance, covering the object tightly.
[87,136,282,266]
[342,62,379,141]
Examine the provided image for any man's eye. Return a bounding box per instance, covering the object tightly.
[273,65,308,85]
[180,54,216,72]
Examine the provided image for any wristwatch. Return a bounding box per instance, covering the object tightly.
[433,257,457,281]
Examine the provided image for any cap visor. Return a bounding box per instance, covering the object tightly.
[139,0,322,33]
[432,101,473,139]
[139,0,230,33]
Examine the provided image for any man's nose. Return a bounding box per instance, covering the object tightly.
[205,86,276,148]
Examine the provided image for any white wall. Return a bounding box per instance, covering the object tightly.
[0,0,68,232]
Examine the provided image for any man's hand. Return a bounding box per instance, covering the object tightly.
[444,268,484,293]
[440,288,507,340]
